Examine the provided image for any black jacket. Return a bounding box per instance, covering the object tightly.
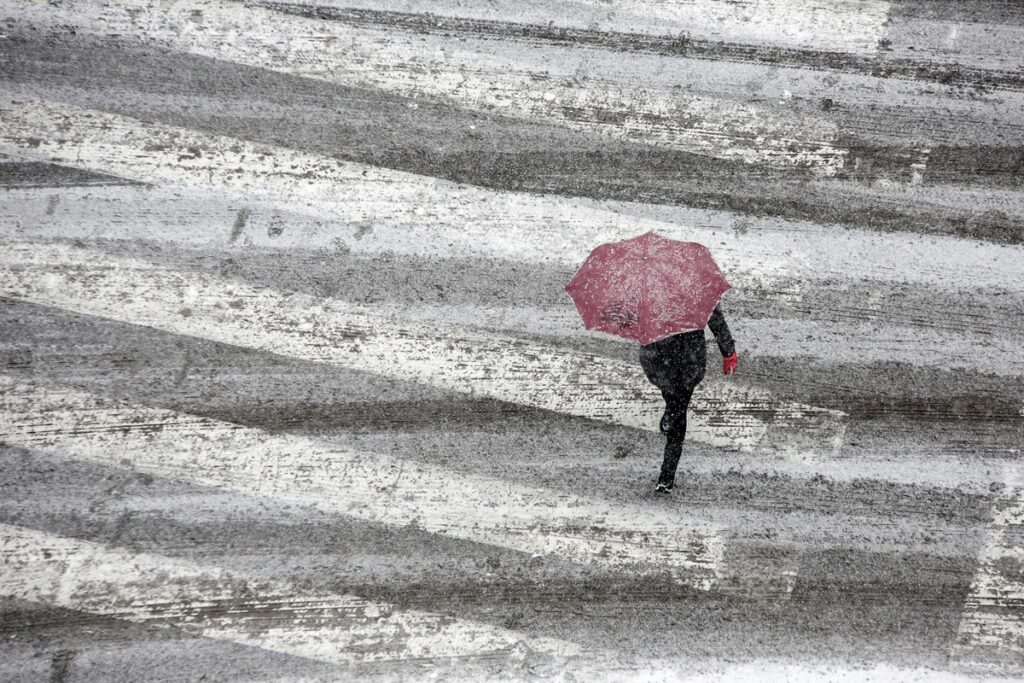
[638,305,735,391]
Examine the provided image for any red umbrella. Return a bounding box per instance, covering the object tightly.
[565,231,731,345]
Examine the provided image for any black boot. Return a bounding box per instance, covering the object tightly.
[657,437,683,492]
[655,385,693,494]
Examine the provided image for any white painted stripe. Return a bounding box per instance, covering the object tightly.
[0,523,583,664]
[595,197,1024,295]
[4,101,1022,296]
[2,454,986,568]
[315,304,1024,378]
[952,465,1024,668]
[271,0,892,55]
[13,10,1017,144]
[0,97,802,290]
[568,0,891,54]
[0,240,845,456]
[6,0,847,171]
[0,381,726,588]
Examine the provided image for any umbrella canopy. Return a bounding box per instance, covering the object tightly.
[565,231,731,345]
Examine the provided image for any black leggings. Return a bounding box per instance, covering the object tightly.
[658,385,695,487]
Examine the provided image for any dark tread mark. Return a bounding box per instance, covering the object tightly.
[49,650,76,683]
[229,207,250,244]
[4,35,1023,244]
[255,1,1024,92]
[0,161,139,189]
[889,0,1024,24]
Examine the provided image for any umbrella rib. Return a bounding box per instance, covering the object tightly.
[650,245,682,336]
[643,235,659,342]
[641,234,650,342]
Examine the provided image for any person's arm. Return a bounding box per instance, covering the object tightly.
[707,305,738,375]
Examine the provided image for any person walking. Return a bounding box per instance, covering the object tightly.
[638,305,738,494]
[565,231,737,494]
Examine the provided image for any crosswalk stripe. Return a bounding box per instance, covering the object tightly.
[952,465,1024,670]
[0,97,802,291]
[3,102,1021,296]
[0,380,727,588]
[250,2,1024,95]
[531,0,891,53]
[602,194,1024,294]
[7,0,848,171]
[257,0,893,55]
[4,289,1016,494]
[0,186,1015,374]
[0,241,845,457]
[0,240,842,455]
[336,304,1019,379]
[0,523,585,665]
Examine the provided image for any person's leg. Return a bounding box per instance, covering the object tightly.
[657,385,695,490]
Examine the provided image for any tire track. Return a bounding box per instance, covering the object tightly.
[253,1,1024,91]
[952,465,1024,672]
[2,443,980,614]
[5,37,1021,243]
[3,298,1017,497]
[0,159,140,190]
[0,523,585,667]
[0,241,845,454]
[0,381,729,587]
[7,179,1021,339]
[6,0,849,172]
[0,102,1018,295]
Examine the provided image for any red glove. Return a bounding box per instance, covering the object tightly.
[723,352,738,376]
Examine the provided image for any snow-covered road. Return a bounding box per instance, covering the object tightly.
[1,1,1022,680]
